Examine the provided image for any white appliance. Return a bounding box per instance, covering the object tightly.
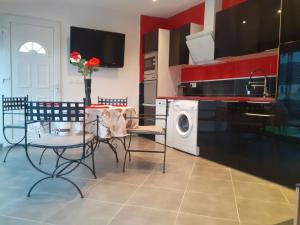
[186,0,222,65]
[173,100,199,155]
[155,99,174,147]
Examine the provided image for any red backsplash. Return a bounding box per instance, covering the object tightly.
[181,55,278,82]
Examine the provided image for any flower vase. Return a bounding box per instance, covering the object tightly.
[84,78,92,106]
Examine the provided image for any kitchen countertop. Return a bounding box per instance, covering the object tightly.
[157,96,276,103]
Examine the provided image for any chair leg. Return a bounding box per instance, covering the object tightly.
[3,144,16,163]
[123,134,132,172]
[163,135,167,173]
[91,141,96,177]
[38,148,48,165]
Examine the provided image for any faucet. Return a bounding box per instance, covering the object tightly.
[246,68,270,97]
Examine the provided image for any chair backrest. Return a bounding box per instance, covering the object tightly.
[25,101,85,123]
[2,95,27,112]
[97,97,128,106]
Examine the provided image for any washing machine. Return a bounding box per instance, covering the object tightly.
[172,100,199,155]
[155,99,174,147]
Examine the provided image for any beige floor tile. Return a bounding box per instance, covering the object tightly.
[86,180,138,203]
[102,170,149,185]
[128,186,183,211]
[234,181,288,203]
[109,205,177,225]
[187,176,234,196]
[0,216,43,225]
[143,172,189,191]
[176,213,239,225]
[181,192,238,220]
[45,198,121,225]
[237,198,294,225]
[191,164,231,180]
[230,169,273,185]
[154,162,193,175]
[0,193,73,222]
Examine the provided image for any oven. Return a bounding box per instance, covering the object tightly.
[144,51,158,76]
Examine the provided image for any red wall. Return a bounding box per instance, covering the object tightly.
[140,3,205,82]
[222,0,246,10]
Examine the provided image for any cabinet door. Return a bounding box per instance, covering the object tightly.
[281,0,300,44]
[143,30,158,53]
[259,0,281,52]
[236,0,260,56]
[215,7,238,58]
[169,24,190,66]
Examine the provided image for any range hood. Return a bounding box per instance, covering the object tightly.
[186,0,222,65]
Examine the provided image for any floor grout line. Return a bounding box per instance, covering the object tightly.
[173,158,196,225]
[278,186,293,205]
[229,168,241,225]
[105,169,155,225]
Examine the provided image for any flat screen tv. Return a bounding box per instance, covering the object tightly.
[70,26,125,68]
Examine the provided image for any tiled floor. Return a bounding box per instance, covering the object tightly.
[0,137,296,225]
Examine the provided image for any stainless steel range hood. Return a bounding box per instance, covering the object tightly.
[186,0,222,65]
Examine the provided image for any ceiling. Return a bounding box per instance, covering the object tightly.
[0,0,204,18]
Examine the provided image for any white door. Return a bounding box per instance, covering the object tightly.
[0,15,61,145]
[11,22,56,101]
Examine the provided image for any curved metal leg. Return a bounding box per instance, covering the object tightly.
[107,141,119,163]
[38,148,48,165]
[3,144,17,163]
[58,177,84,198]
[27,176,53,197]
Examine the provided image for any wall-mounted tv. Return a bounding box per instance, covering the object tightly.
[70,26,125,68]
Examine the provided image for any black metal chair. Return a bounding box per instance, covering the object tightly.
[123,100,169,173]
[25,100,98,198]
[97,97,128,106]
[2,95,28,162]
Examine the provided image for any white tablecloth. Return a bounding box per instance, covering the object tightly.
[86,106,138,138]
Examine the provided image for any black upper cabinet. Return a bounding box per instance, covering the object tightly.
[143,30,158,53]
[281,0,300,44]
[259,0,281,51]
[215,0,280,59]
[169,24,191,66]
[236,0,260,55]
[215,7,238,58]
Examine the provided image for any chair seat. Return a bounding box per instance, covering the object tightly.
[4,124,25,129]
[128,125,164,134]
[29,133,94,148]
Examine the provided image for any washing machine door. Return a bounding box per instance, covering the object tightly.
[175,111,193,137]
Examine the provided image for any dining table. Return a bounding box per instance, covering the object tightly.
[85,104,138,138]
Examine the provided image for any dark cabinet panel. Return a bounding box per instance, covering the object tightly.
[215,7,238,58]
[281,0,300,44]
[143,30,158,53]
[169,24,190,66]
[215,0,280,58]
[236,0,260,55]
[259,0,281,51]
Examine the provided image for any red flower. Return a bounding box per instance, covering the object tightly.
[86,57,100,67]
[70,51,81,60]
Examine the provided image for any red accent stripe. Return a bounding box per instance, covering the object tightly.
[181,55,278,82]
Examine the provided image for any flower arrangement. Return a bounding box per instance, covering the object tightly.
[70,51,101,79]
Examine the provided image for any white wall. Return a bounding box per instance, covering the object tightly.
[0,1,140,108]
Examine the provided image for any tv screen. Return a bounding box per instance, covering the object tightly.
[70,26,125,68]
